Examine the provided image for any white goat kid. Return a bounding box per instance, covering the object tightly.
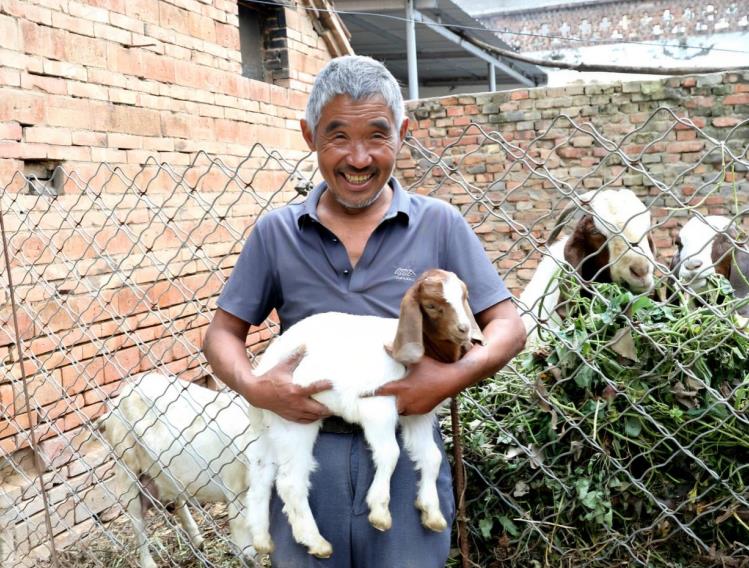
[671,215,749,318]
[247,269,485,558]
[98,373,259,568]
[520,188,656,343]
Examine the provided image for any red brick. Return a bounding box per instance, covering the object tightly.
[21,20,66,61]
[24,126,72,145]
[0,90,46,124]
[724,93,749,105]
[21,72,67,95]
[0,122,22,141]
[51,11,95,37]
[666,140,705,153]
[0,14,22,51]
[712,116,740,128]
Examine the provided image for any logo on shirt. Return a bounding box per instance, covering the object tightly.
[394,267,417,281]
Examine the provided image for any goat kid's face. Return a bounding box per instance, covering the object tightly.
[671,216,731,292]
[391,270,485,365]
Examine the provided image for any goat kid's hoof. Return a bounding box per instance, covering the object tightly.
[368,509,392,532]
[420,510,447,532]
[308,539,333,558]
[253,535,274,555]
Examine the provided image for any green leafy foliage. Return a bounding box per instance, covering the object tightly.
[446,274,749,567]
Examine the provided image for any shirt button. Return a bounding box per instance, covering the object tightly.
[331,237,338,243]
[343,269,350,276]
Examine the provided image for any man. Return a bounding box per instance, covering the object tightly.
[204,55,526,567]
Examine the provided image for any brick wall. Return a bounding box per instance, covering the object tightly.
[481,0,749,52]
[398,71,749,295]
[0,1,342,564]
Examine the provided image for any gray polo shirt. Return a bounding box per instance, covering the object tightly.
[217,178,510,332]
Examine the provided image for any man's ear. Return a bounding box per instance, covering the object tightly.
[397,117,409,147]
[300,119,316,151]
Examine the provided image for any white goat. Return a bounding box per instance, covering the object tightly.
[246,269,485,558]
[671,215,749,317]
[97,373,260,568]
[520,188,656,342]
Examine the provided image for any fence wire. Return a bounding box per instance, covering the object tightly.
[0,107,748,568]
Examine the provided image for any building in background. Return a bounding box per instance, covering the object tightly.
[459,0,749,85]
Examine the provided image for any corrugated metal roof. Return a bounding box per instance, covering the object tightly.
[334,0,547,93]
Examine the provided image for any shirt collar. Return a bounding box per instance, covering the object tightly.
[296,177,411,229]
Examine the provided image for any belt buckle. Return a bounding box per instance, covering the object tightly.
[321,416,357,434]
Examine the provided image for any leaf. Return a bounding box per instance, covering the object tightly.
[625,417,642,437]
[574,365,594,388]
[479,517,493,539]
[610,327,638,361]
[575,478,590,499]
[630,295,655,315]
[498,515,520,537]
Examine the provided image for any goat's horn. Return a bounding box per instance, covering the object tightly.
[544,190,599,245]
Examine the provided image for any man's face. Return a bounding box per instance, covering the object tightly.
[301,94,408,211]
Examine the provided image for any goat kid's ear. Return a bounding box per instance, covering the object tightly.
[463,296,486,346]
[712,231,734,279]
[392,284,424,365]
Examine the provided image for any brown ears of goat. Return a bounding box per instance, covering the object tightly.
[713,228,749,299]
[390,280,426,365]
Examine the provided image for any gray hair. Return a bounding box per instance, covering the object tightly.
[305,55,405,139]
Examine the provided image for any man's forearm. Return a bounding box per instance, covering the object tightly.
[203,325,257,398]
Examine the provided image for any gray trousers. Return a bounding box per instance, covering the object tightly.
[269,425,455,568]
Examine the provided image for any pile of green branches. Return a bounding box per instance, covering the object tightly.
[449,275,749,567]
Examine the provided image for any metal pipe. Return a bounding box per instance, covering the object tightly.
[405,0,419,100]
[488,63,496,91]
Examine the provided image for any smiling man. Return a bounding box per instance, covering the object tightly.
[204,56,526,568]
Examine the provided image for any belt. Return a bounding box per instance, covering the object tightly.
[320,415,362,434]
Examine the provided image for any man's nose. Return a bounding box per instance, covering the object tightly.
[346,141,373,168]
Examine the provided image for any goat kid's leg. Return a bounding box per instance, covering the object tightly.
[246,454,277,555]
[400,414,447,532]
[359,400,400,532]
[271,421,332,558]
[174,497,204,551]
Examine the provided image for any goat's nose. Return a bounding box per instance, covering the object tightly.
[630,264,648,279]
[685,258,703,271]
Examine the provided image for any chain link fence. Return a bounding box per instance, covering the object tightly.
[1,107,748,567]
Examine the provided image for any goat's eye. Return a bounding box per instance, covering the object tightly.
[424,303,436,310]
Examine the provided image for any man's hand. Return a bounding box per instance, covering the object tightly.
[373,356,452,416]
[244,347,333,424]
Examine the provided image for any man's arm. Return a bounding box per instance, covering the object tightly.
[204,308,332,423]
[374,298,526,415]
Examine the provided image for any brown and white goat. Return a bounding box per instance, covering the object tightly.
[670,215,749,317]
[520,188,656,341]
[246,269,485,558]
